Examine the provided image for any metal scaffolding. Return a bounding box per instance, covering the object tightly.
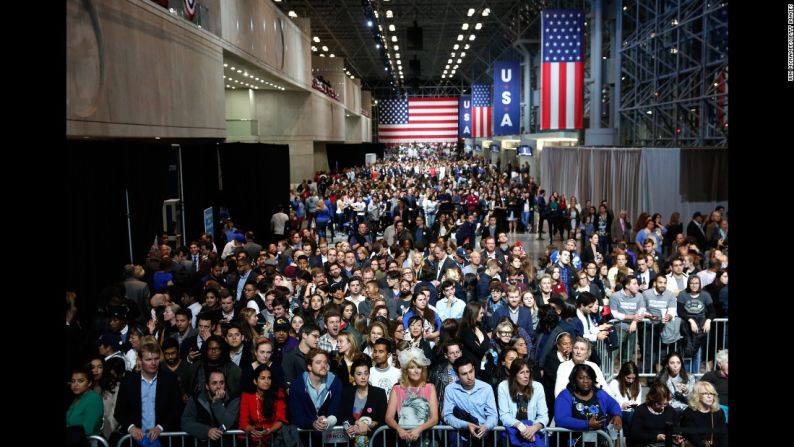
[618,0,728,146]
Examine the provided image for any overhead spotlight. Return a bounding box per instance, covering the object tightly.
[395,53,400,58]
[391,36,397,42]
[223,63,228,67]
[475,23,482,30]
[329,53,335,57]
[288,11,297,18]
[376,43,380,49]
[464,44,470,49]
[467,8,475,16]
[319,54,325,57]
[311,46,317,52]
[457,34,464,41]
[313,36,320,43]
[393,45,399,51]
[469,34,476,41]
[462,23,469,30]
[448,58,453,63]
[451,52,456,57]
[460,52,466,57]
[367,20,373,27]
[456,58,461,63]
[442,74,446,78]
[445,64,450,69]
[389,24,395,31]
[453,44,459,50]
[322,45,328,51]
[482,8,490,16]
[386,10,393,18]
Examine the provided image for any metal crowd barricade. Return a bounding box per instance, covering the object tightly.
[366,425,619,447]
[88,435,110,447]
[116,430,248,447]
[597,317,728,381]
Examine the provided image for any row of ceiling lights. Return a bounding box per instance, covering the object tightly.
[364,1,400,88]
[440,7,489,80]
[223,63,286,91]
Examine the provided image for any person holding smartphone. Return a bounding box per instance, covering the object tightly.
[554,364,622,436]
[628,383,683,447]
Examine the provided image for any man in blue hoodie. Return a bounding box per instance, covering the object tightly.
[289,348,342,444]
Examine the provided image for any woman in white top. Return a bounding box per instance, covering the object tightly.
[607,361,643,428]
[553,337,608,397]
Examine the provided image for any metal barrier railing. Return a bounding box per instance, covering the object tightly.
[113,425,624,447]
[116,430,248,447]
[597,318,728,381]
[88,435,110,447]
[367,424,619,447]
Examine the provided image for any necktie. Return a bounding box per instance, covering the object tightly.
[193,255,199,271]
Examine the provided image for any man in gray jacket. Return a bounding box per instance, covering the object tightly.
[181,369,240,446]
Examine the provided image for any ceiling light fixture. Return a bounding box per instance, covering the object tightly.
[389,24,395,31]
[475,23,482,30]
[482,8,490,16]
[467,8,475,16]
[462,23,469,30]
[313,36,320,43]
[469,34,476,41]
[288,11,297,18]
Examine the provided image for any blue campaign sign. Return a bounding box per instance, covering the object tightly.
[490,143,500,153]
[474,144,481,152]
[203,207,214,235]
[464,144,472,151]
[458,95,472,138]
[492,61,521,135]
[518,145,532,156]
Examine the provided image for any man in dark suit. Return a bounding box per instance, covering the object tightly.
[478,213,500,242]
[686,212,707,251]
[123,264,151,325]
[114,341,182,442]
[428,244,458,285]
[634,257,657,293]
[243,231,263,262]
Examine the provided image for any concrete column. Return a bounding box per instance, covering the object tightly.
[289,141,315,184]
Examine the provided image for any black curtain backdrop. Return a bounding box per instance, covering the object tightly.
[326,143,384,172]
[216,142,290,246]
[65,140,289,341]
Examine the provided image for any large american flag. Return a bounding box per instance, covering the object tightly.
[378,97,459,143]
[540,10,584,130]
[471,84,492,138]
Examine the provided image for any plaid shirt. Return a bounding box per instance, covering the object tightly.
[318,333,338,354]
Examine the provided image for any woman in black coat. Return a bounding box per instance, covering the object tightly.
[339,356,387,442]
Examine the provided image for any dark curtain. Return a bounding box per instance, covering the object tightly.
[180,144,222,244]
[326,143,384,171]
[680,149,728,201]
[217,143,290,245]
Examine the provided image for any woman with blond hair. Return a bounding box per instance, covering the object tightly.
[385,348,438,446]
[680,381,728,447]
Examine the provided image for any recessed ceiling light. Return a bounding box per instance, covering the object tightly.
[322,46,328,52]
[457,34,464,41]
[393,45,399,51]
[482,8,490,16]
[467,8,475,17]
[223,63,228,67]
[462,23,469,30]
[288,11,297,18]
[313,36,320,43]
[389,24,395,31]
[460,52,466,57]
[469,35,476,41]
[391,36,397,42]
[453,44,459,50]
[475,23,482,30]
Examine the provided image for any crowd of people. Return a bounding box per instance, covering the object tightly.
[65,149,729,447]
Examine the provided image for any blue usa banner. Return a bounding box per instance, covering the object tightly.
[459,95,472,138]
[492,61,521,136]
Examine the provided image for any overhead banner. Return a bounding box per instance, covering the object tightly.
[458,95,472,138]
[493,61,521,136]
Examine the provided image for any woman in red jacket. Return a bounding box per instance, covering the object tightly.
[239,364,288,447]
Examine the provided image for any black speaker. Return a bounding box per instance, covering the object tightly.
[407,21,423,51]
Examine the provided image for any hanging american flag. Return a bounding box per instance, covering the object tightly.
[471,84,493,138]
[378,97,459,143]
[540,10,584,130]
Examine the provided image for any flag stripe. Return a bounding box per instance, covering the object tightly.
[574,61,584,128]
[541,63,551,130]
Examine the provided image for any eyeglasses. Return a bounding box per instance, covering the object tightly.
[498,331,513,336]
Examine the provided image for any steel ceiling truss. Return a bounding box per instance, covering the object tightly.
[619,0,728,147]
